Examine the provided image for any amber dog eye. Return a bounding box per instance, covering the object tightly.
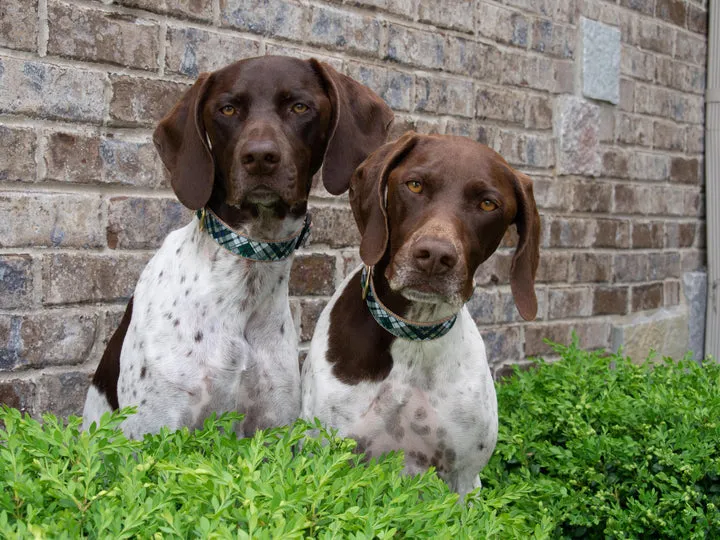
[291,103,309,114]
[480,199,498,212]
[406,180,423,194]
[220,105,235,116]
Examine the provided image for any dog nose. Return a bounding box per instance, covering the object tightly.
[240,140,281,175]
[412,238,458,276]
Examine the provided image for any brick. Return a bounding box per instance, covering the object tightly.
[345,63,413,112]
[664,280,681,307]
[614,184,651,214]
[533,177,573,211]
[593,286,628,315]
[0,193,104,249]
[613,253,648,283]
[504,0,556,18]
[221,0,306,40]
[419,0,474,32]
[525,95,553,129]
[475,86,525,125]
[467,288,498,324]
[681,250,705,273]
[48,2,160,70]
[687,4,707,34]
[631,282,664,311]
[595,218,631,249]
[675,32,706,65]
[307,205,360,249]
[619,78,635,112]
[536,252,570,283]
[165,26,260,78]
[290,254,336,296]
[476,4,530,47]
[573,320,611,350]
[648,252,681,280]
[107,197,191,250]
[496,288,547,323]
[547,287,592,319]
[347,0,419,19]
[621,46,655,82]
[501,53,570,92]
[110,75,190,127]
[619,0,654,15]
[571,179,612,213]
[0,379,36,414]
[524,323,572,356]
[532,19,575,58]
[298,298,327,342]
[655,0,686,25]
[115,0,214,21]
[480,326,522,366]
[387,25,445,70]
[653,121,685,151]
[628,152,670,181]
[445,120,488,144]
[0,0,37,51]
[0,255,33,309]
[36,371,92,417]
[671,157,700,184]
[548,218,596,248]
[570,253,612,283]
[100,135,167,188]
[616,113,652,147]
[0,125,36,182]
[636,19,675,55]
[415,76,474,117]
[677,222,697,248]
[474,251,512,286]
[340,250,363,279]
[496,130,554,168]
[555,96,600,176]
[264,44,344,71]
[598,108,615,144]
[445,37,502,83]
[632,221,664,249]
[42,253,151,305]
[0,58,107,123]
[0,316,19,371]
[43,132,103,184]
[308,6,381,55]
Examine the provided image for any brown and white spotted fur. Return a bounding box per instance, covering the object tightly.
[82,56,393,439]
[301,133,540,496]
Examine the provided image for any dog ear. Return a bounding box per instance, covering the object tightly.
[309,59,394,196]
[153,73,214,210]
[509,171,541,321]
[350,132,418,266]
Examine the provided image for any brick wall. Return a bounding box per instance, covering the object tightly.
[0,0,708,417]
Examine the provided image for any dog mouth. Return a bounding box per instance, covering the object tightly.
[243,186,284,207]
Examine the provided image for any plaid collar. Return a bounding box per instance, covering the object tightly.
[360,266,458,341]
[196,207,311,261]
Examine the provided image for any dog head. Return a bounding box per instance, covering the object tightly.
[349,132,540,321]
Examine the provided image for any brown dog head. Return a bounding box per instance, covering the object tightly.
[349,132,540,321]
[153,55,394,234]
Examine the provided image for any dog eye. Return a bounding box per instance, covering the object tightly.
[406,180,423,194]
[220,105,235,116]
[480,199,498,212]
[291,103,309,114]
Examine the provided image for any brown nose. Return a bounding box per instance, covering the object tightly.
[240,140,281,175]
[412,238,458,276]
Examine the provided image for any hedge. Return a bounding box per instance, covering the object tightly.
[1,340,719,538]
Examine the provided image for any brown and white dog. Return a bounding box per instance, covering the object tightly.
[301,132,540,496]
[82,56,393,439]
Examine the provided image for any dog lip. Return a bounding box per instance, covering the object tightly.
[243,186,284,206]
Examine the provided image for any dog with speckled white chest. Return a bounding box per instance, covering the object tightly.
[301,132,541,496]
[82,56,393,439]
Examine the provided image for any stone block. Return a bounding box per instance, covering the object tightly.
[220,0,307,40]
[345,63,413,112]
[165,26,260,78]
[307,205,360,248]
[0,125,36,183]
[36,371,93,418]
[554,96,600,176]
[107,197,190,250]
[611,306,689,362]
[0,193,104,249]
[0,255,33,309]
[0,0,37,51]
[308,6,381,55]
[476,3,529,47]
[581,17,620,104]
[42,253,151,305]
[109,75,190,127]
[0,57,107,123]
[0,379,36,414]
[290,254,336,296]
[48,2,160,70]
[414,76,474,118]
[682,271,706,361]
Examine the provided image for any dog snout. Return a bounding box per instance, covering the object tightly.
[412,237,459,276]
[240,139,281,176]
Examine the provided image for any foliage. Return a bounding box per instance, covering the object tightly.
[1,340,719,538]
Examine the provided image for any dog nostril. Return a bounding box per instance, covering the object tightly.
[439,254,457,269]
[264,152,280,164]
[415,248,431,261]
[241,154,255,165]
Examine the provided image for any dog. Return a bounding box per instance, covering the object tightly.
[82,56,393,439]
[301,132,540,496]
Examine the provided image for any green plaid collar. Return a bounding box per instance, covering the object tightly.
[196,207,311,261]
[360,266,458,341]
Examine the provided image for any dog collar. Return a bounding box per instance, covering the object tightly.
[360,266,458,341]
[196,207,311,261]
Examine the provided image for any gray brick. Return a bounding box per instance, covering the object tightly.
[445,37,502,83]
[100,135,167,188]
[0,125,36,182]
[109,75,190,127]
[476,86,525,125]
[476,3,529,47]
[107,197,191,250]
[387,25,445,70]
[43,132,103,184]
[346,63,413,112]
[548,287,593,319]
[0,0,37,51]
[0,57,107,123]
[220,0,306,40]
[37,371,92,418]
[532,19,575,58]
[525,95,553,129]
[675,31,706,65]
[0,255,33,309]
[0,379,36,414]
[308,205,360,249]
[308,6,381,55]
[419,0,474,32]
[347,0,419,19]
[628,152,670,181]
[0,193,104,249]
[115,0,214,21]
[480,326,523,367]
[415,76,474,117]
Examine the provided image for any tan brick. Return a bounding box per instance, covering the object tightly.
[307,205,360,249]
[414,76,474,117]
[635,19,674,55]
[653,121,685,151]
[616,113,652,147]
[476,3,530,47]
[107,197,191,250]
[524,323,572,356]
[308,6,381,56]
[220,0,307,40]
[387,24,445,70]
[632,221,664,249]
[495,130,554,168]
[42,253,151,305]
[0,0,37,51]
[36,371,92,417]
[0,255,34,309]
[0,379,36,414]
[346,63,413,112]
[570,253,612,283]
[593,286,628,315]
[531,19,575,58]
[628,152,670,181]
[0,125,36,183]
[116,0,214,21]
[419,0,474,32]
[675,31,706,65]
[547,287,592,319]
[631,282,664,311]
[109,75,190,127]
[100,135,167,188]
[621,46,655,82]
[290,254,336,296]
[475,86,525,125]
[0,193,104,249]
[532,178,573,212]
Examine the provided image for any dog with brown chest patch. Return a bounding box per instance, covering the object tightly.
[82,56,393,439]
[301,132,540,496]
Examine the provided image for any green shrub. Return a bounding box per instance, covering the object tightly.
[1,341,719,538]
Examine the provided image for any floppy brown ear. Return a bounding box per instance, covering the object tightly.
[310,59,394,196]
[509,171,541,321]
[153,73,214,210]
[350,132,418,266]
